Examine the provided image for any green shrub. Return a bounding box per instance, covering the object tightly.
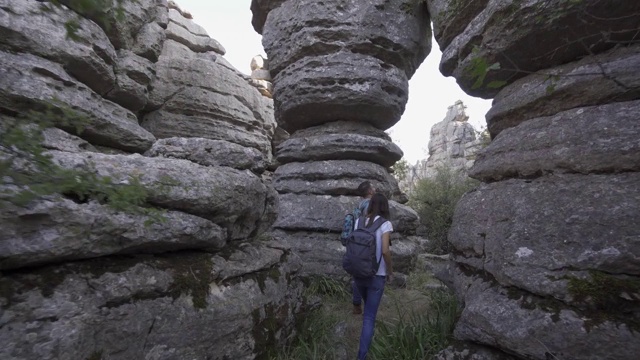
[1,104,164,223]
[409,166,478,254]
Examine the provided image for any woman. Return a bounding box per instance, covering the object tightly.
[353,192,394,360]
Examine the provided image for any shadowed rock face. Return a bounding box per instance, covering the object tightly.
[256,0,432,133]
[430,0,640,98]
[0,1,297,358]
[426,0,640,358]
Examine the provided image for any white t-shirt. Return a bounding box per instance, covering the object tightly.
[354,216,393,276]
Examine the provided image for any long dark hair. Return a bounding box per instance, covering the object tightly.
[366,193,390,223]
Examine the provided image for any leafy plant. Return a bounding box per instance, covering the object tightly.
[392,158,410,183]
[465,47,507,90]
[409,166,478,254]
[0,103,164,223]
[45,0,129,40]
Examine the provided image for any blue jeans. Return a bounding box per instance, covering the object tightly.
[354,275,386,360]
[352,278,362,305]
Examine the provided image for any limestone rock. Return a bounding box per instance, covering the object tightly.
[260,0,431,132]
[48,151,275,240]
[0,243,303,359]
[250,0,288,33]
[435,342,518,360]
[0,51,155,153]
[144,40,274,158]
[146,137,267,173]
[252,69,272,81]
[290,120,392,141]
[425,101,483,176]
[251,55,270,70]
[168,8,207,36]
[450,268,640,360]
[106,50,155,113]
[427,0,489,51]
[250,79,274,98]
[437,0,640,97]
[273,160,402,199]
[276,134,403,167]
[0,197,225,270]
[0,0,117,95]
[165,16,225,54]
[471,101,640,182]
[274,194,418,233]
[132,22,166,62]
[486,45,640,137]
[271,230,347,277]
[449,173,640,301]
[42,128,96,153]
[59,0,167,52]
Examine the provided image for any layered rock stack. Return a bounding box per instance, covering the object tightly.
[428,0,640,358]
[251,0,432,277]
[250,55,274,98]
[400,100,485,193]
[0,1,300,359]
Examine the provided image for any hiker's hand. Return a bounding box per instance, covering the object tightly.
[387,273,394,284]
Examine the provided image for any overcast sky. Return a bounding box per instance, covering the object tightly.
[178,0,491,164]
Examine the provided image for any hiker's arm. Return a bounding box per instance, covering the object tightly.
[382,232,393,280]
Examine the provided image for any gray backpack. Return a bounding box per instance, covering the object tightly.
[342,216,386,278]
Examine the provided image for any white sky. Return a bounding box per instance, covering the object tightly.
[177,0,491,164]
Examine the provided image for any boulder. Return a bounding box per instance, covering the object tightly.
[427,0,490,50]
[42,128,96,153]
[471,101,640,182]
[146,137,267,173]
[58,0,167,51]
[0,197,225,270]
[250,55,270,70]
[438,0,640,98]
[165,21,225,55]
[271,230,347,277]
[274,194,418,233]
[450,267,640,360]
[0,51,155,153]
[144,40,274,158]
[423,101,483,177]
[260,0,431,132]
[106,50,155,113]
[449,173,640,301]
[252,69,272,81]
[435,342,518,360]
[486,45,640,137]
[47,151,275,240]
[132,22,166,62]
[273,160,401,198]
[276,134,403,167]
[0,0,116,95]
[0,242,303,359]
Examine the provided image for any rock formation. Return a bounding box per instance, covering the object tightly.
[400,100,485,193]
[0,1,299,359]
[250,54,274,98]
[427,0,640,359]
[251,0,431,277]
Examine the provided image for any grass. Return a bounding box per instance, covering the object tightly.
[271,270,459,360]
